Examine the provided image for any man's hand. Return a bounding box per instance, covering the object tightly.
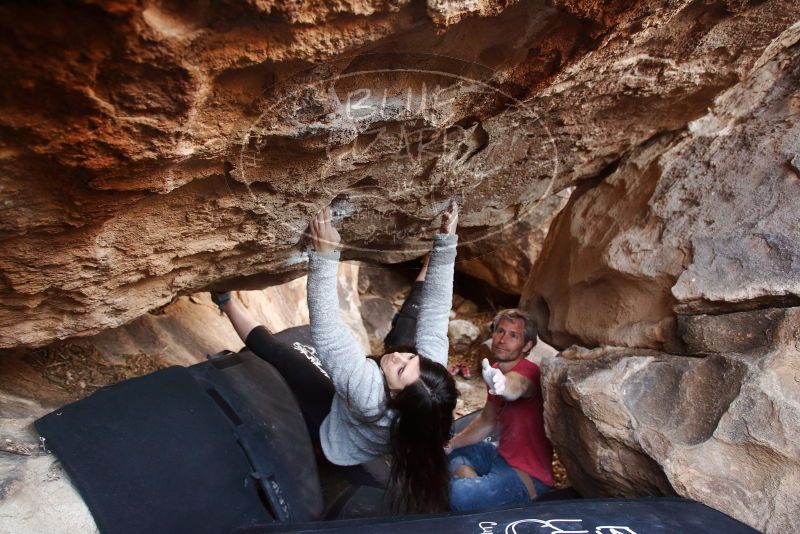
[447,401,499,455]
[481,358,506,395]
[439,201,459,235]
[310,205,341,253]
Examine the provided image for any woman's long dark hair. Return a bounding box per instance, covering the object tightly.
[384,355,458,513]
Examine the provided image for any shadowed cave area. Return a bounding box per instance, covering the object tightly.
[1,1,799,532]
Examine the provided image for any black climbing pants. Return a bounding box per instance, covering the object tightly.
[245,325,335,444]
[383,281,424,351]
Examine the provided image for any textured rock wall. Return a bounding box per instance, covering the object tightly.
[524,20,800,349]
[457,188,571,295]
[5,0,798,349]
[524,18,800,534]
[1,0,574,348]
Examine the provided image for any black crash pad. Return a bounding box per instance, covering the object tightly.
[35,350,323,534]
[233,497,758,534]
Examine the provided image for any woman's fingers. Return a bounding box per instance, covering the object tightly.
[448,202,459,221]
[312,206,330,234]
[314,206,330,231]
[439,200,459,234]
[310,204,341,252]
[310,207,324,250]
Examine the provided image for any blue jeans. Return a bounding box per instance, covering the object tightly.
[448,442,550,511]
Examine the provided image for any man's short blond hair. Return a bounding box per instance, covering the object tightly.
[490,309,537,346]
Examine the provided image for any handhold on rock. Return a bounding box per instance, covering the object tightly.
[789,154,800,176]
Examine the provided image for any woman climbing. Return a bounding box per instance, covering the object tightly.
[213,201,459,513]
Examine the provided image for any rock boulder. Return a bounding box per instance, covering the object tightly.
[530,21,800,534]
[523,22,800,350]
[448,319,481,354]
[543,307,800,532]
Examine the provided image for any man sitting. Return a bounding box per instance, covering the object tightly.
[446,309,554,511]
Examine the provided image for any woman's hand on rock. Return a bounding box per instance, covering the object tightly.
[310,205,341,253]
[439,201,459,235]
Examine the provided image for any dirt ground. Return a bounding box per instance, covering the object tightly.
[25,343,168,399]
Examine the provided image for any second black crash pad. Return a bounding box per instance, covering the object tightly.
[233,497,759,534]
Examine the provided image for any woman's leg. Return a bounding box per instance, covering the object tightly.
[383,256,429,351]
[216,293,335,442]
[220,296,261,342]
[244,326,335,442]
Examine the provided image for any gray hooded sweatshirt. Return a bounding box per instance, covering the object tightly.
[307,233,457,466]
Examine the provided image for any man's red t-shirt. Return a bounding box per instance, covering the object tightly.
[488,359,554,486]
